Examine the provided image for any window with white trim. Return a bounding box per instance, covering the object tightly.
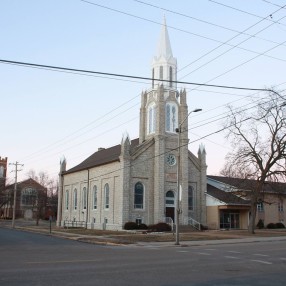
[278,199,284,212]
[148,104,156,134]
[93,185,97,210]
[65,190,69,210]
[82,187,87,210]
[165,190,175,206]
[136,218,142,225]
[134,182,144,209]
[188,186,194,211]
[166,103,177,132]
[257,202,264,212]
[73,188,77,210]
[159,66,163,80]
[169,67,173,87]
[104,184,109,209]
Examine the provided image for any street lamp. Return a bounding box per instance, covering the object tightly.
[175,108,202,245]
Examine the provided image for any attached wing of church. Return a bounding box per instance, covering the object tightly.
[57,19,207,230]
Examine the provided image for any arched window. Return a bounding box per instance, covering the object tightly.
[0,166,4,177]
[165,190,175,206]
[188,186,194,211]
[152,68,154,88]
[82,187,87,210]
[93,185,97,210]
[65,190,69,210]
[134,182,144,209]
[166,103,177,132]
[160,66,163,80]
[104,184,109,209]
[73,189,77,210]
[169,67,173,87]
[148,104,156,134]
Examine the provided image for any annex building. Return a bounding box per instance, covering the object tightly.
[57,20,207,230]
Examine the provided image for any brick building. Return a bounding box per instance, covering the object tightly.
[2,178,47,220]
[0,156,8,191]
[57,19,207,230]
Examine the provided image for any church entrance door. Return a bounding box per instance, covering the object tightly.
[165,190,175,222]
[165,207,175,221]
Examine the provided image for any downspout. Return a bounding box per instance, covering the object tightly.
[86,169,89,229]
[56,173,64,227]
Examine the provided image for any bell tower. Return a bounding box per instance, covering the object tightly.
[139,17,183,144]
[138,18,189,224]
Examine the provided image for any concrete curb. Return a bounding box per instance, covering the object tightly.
[2,224,286,248]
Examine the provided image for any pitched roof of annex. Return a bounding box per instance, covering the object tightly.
[208,175,286,194]
[207,183,250,205]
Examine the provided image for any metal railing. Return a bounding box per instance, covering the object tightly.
[63,220,85,228]
[187,217,201,231]
[165,217,174,231]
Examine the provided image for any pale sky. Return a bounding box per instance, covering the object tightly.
[1,0,286,183]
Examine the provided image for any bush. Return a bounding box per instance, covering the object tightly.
[267,223,276,229]
[138,223,148,230]
[124,222,139,230]
[256,219,264,229]
[275,222,285,229]
[148,222,171,232]
[200,224,208,231]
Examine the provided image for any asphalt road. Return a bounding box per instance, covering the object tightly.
[1,227,286,286]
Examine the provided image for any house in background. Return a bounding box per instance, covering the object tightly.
[207,175,286,230]
[2,178,47,220]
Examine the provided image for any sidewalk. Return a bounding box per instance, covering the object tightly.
[2,219,286,247]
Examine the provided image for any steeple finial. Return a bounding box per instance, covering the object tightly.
[157,16,173,59]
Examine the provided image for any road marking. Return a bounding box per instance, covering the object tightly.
[280,258,286,260]
[227,251,241,254]
[197,252,211,256]
[253,254,269,257]
[224,256,239,259]
[251,260,272,265]
[26,259,100,264]
[178,250,189,253]
[204,248,217,251]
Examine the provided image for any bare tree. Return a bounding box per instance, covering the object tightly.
[26,170,57,224]
[222,90,286,233]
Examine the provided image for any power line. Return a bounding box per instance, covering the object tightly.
[0,59,270,92]
[179,12,286,79]
[133,0,286,45]
[209,0,286,23]
[79,0,286,60]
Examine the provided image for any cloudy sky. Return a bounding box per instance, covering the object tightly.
[1,0,286,182]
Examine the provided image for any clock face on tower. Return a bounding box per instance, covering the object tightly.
[166,154,176,166]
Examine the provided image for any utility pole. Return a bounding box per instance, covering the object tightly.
[175,108,202,245]
[9,161,24,228]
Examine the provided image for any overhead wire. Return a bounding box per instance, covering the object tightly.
[4,1,286,178]
[79,0,286,60]
[133,0,286,46]
[0,59,271,92]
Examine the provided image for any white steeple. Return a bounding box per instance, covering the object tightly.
[152,17,177,90]
[157,16,173,60]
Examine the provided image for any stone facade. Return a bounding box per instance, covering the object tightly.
[57,19,207,230]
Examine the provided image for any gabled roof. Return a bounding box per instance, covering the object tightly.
[208,175,286,194]
[64,138,140,174]
[5,178,46,191]
[207,184,250,205]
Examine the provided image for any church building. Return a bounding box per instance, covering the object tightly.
[57,20,207,230]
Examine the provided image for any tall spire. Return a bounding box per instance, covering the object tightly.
[152,17,177,90]
[157,16,173,60]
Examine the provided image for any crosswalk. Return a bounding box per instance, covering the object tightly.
[137,245,286,266]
